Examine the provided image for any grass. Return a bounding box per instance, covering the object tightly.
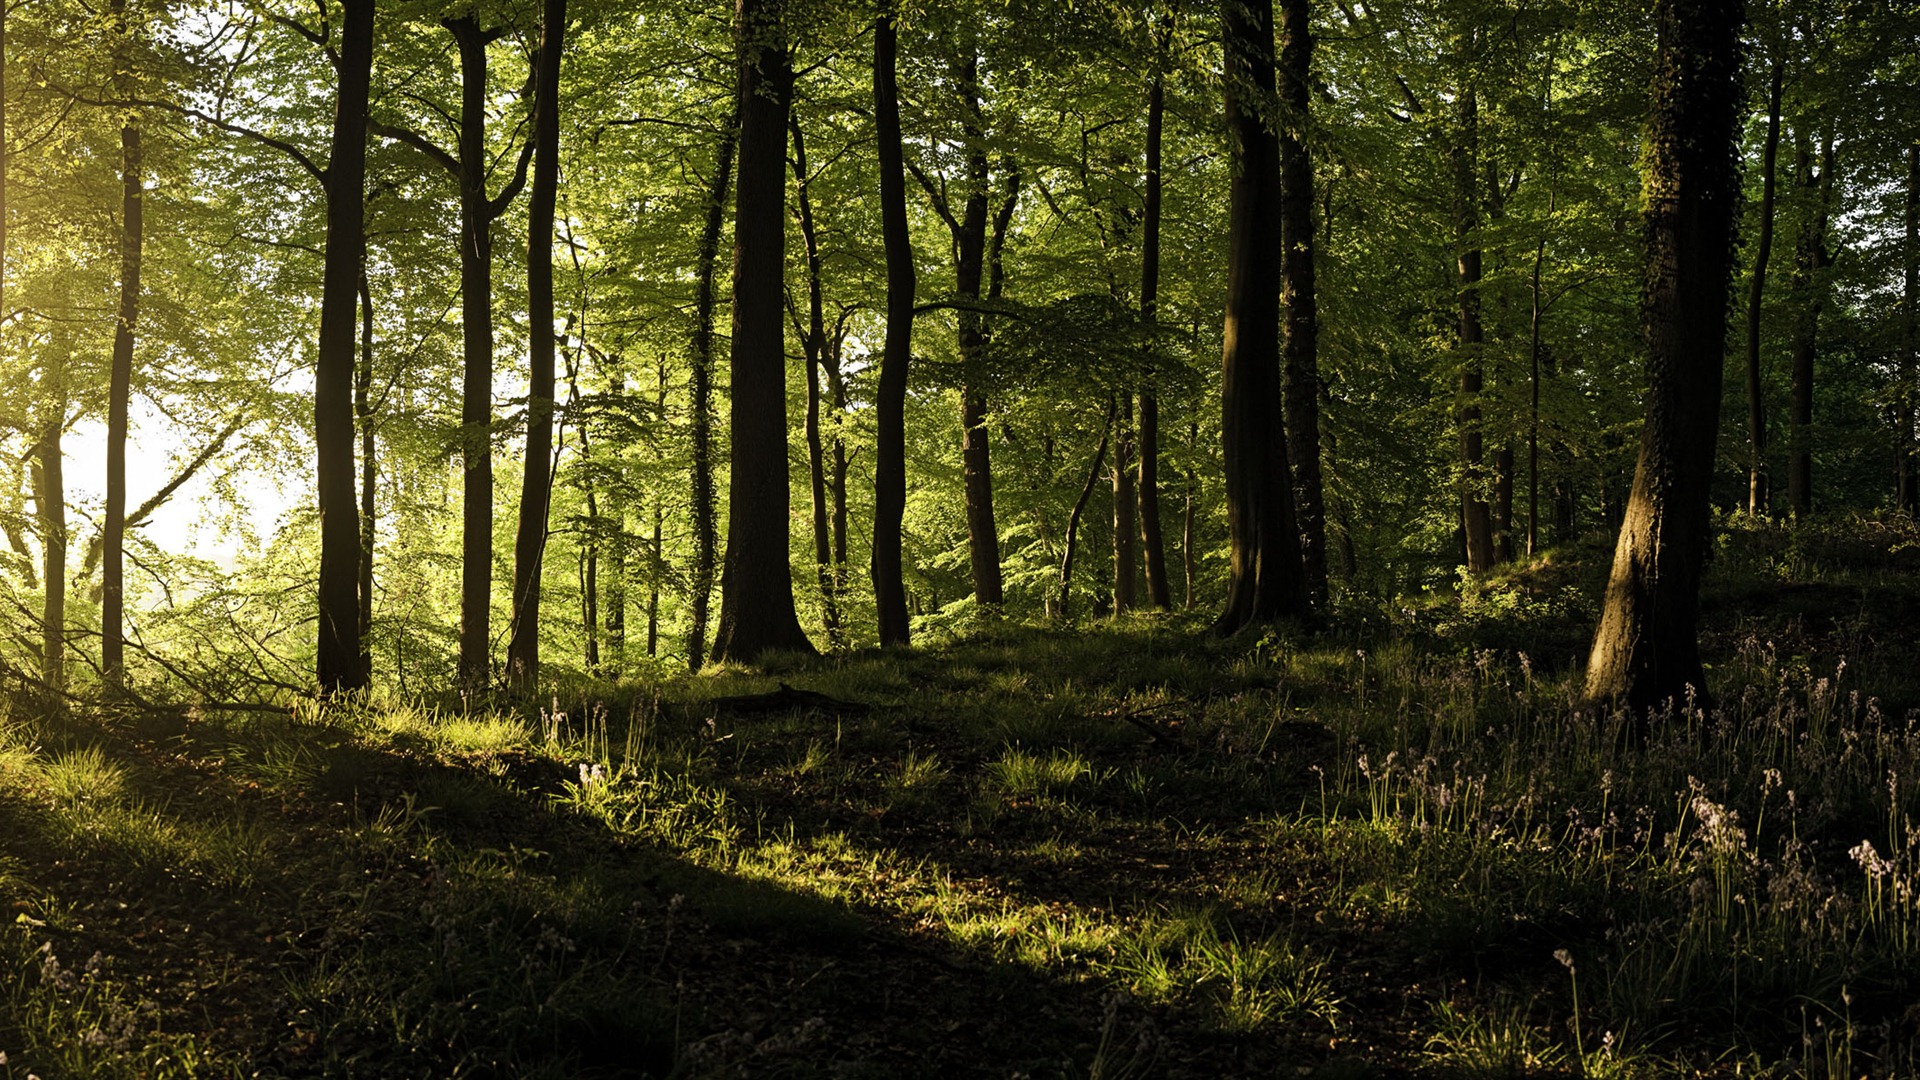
[1,515,1918,1076]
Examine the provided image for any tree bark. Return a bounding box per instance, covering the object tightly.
[1137,64,1171,610]
[791,114,842,645]
[450,16,499,687]
[954,52,1004,609]
[1061,404,1114,620]
[103,0,142,692]
[1112,393,1136,614]
[1585,0,1743,713]
[1785,129,1834,518]
[1744,60,1782,516]
[687,113,737,668]
[871,5,914,646]
[709,0,814,664]
[37,351,65,694]
[1454,75,1494,573]
[507,0,566,690]
[1213,0,1307,633]
[316,0,373,694]
[1901,143,1918,517]
[1278,0,1326,608]
[357,274,376,678]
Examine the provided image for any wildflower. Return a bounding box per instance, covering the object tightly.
[1553,948,1575,973]
[1849,840,1894,878]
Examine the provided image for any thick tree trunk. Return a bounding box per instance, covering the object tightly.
[1277,0,1326,608]
[316,0,373,694]
[1213,0,1307,633]
[1454,78,1494,573]
[1785,131,1834,518]
[791,115,842,644]
[954,52,1005,609]
[687,114,737,668]
[871,6,914,646]
[1112,393,1136,614]
[1138,67,1171,610]
[357,274,376,677]
[507,0,566,690]
[1744,60,1782,516]
[1585,0,1743,712]
[1061,406,1113,621]
[1901,144,1918,517]
[103,8,142,692]
[710,0,814,664]
[450,16,498,687]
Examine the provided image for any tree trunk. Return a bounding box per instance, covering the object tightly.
[1493,445,1515,562]
[1900,143,1918,517]
[871,5,914,646]
[357,274,376,678]
[1213,0,1307,634]
[1061,405,1113,620]
[103,2,142,691]
[1112,393,1136,614]
[1744,60,1782,516]
[953,52,1005,609]
[687,113,737,668]
[791,114,842,645]
[1454,76,1494,573]
[1785,130,1834,518]
[450,16,498,687]
[1184,418,1198,610]
[1278,0,1325,607]
[1138,64,1171,610]
[646,504,661,657]
[37,350,65,694]
[316,0,373,694]
[709,0,814,664]
[507,0,565,690]
[1585,0,1743,713]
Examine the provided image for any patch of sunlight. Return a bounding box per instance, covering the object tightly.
[986,746,1092,799]
[38,746,127,806]
[1111,911,1340,1031]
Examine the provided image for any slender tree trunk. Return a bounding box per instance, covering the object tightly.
[449,16,498,687]
[357,274,376,678]
[872,5,914,646]
[1138,65,1170,610]
[1061,405,1113,621]
[103,3,142,691]
[1786,130,1834,518]
[1900,143,1918,517]
[1454,77,1494,573]
[507,0,565,689]
[791,115,842,644]
[954,52,1004,609]
[582,487,600,672]
[687,114,737,668]
[646,504,661,657]
[1278,0,1326,607]
[1184,418,1198,610]
[1214,0,1307,633]
[1585,0,1743,712]
[1493,445,1515,562]
[316,0,373,694]
[37,349,65,694]
[1745,60,1782,516]
[710,0,814,664]
[1112,393,1136,613]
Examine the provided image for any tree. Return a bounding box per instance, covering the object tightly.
[1277,0,1323,607]
[871,1,914,646]
[1742,58,1783,516]
[315,0,374,694]
[101,0,143,692]
[709,0,814,664]
[686,114,737,668]
[1137,48,1171,611]
[507,0,568,690]
[1584,0,1743,712]
[1213,0,1307,634]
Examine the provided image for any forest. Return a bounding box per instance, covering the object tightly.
[2,0,1919,1073]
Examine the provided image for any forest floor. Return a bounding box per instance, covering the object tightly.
[2,515,1919,1078]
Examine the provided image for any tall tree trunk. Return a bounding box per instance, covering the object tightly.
[1278,0,1325,607]
[1901,143,1918,517]
[1493,445,1515,562]
[1213,0,1307,633]
[791,114,842,645]
[450,16,498,687]
[1785,130,1834,518]
[357,274,376,678]
[1744,59,1782,516]
[871,5,914,646]
[687,114,737,668]
[1138,64,1171,610]
[954,52,1004,609]
[645,503,661,657]
[316,0,373,694]
[103,2,142,691]
[1585,0,1743,712]
[710,0,814,664]
[507,0,565,690]
[1112,393,1136,614]
[1061,405,1114,621]
[1184,418,1198,610]
[1454,76,1494,573]
[37,350,65,694]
